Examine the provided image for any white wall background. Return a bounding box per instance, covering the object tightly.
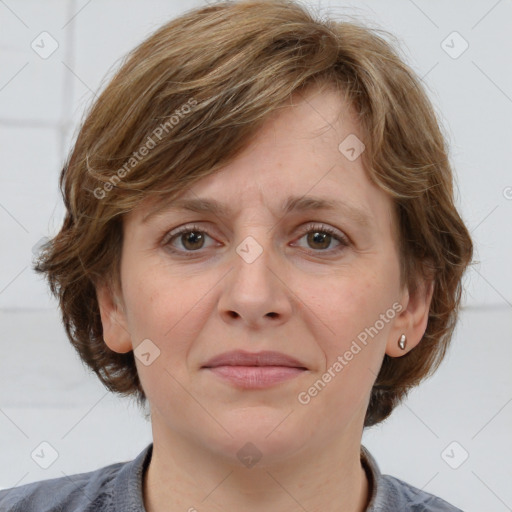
[0,0,511,511]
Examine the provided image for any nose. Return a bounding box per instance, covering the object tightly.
[217,233,294,330]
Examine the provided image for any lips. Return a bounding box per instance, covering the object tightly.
[202,350,308,370]
[201,350,308,389]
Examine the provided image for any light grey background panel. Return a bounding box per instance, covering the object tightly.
[1,1,510,511]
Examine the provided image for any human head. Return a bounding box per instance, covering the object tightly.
[34,0,473,429]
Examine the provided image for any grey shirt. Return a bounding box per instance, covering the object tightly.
[0,443,463,511]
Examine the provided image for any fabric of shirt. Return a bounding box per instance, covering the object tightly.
[0,443,463,511]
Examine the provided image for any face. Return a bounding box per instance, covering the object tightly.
[98,85,430,468]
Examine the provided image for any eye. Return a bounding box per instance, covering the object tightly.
[292,223,349,253]
[162,222,349,255]
[163,224,216,253]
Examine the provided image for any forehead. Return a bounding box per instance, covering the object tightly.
[127,85,390,232]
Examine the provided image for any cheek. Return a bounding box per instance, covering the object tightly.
[314,271,391,330]
[300,257,400,372]
[297,274,395,415]
[121,244,183,325]
[121,269,201,406]
[120,257,216,367]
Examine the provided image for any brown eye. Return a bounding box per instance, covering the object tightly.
[293,224,349,254]
[163,224,217,254]
[179,231,206,251]
[306,231,333,250]
[163,222,349,257]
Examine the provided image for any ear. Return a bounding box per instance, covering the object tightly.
[385,275,434,357]
[96,279,132,354]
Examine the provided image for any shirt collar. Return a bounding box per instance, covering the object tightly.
[114,442,153,512]
[360,444,380,510]
[361,444,403,511]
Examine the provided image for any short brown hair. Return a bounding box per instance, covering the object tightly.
[34,0,473,427]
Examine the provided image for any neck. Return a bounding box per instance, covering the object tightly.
[143,414,370,512]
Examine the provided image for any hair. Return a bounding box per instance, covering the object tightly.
[34,0,473,427]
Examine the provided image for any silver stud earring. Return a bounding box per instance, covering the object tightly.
[398,334,407,350]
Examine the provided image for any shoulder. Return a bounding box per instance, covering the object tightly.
[361,445,464,511]
[379,474,464,511]
[0,461,124,512]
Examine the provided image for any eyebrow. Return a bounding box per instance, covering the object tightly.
[142,194,371,228]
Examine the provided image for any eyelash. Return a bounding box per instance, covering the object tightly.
[161,222,350,257]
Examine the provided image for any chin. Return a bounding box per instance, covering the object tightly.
[195,416,308,468]
[214,436,306,469]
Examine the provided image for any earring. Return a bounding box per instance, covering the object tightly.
[398,334,407,350]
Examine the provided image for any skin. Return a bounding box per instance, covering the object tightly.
[97,84,433,512]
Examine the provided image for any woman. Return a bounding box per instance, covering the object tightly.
[0,1,472,510]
